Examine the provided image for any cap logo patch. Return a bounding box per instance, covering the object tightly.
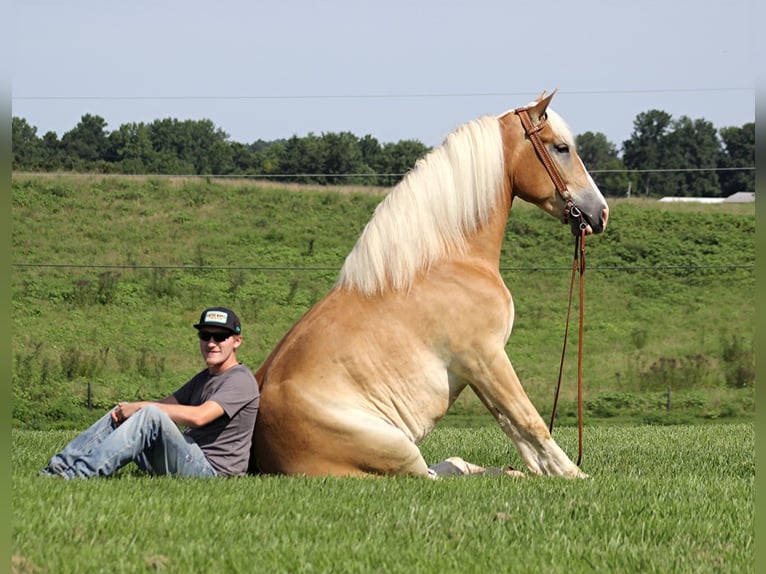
[204,311,228,325]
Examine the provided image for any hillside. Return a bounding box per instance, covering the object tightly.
[11,174,755,428]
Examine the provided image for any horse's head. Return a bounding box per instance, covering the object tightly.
[500,91,609,235]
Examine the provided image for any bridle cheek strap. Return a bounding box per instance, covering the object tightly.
[513,106,573,219]
[514,104,585,467]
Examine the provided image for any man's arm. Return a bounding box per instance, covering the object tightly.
[114,399,225,428]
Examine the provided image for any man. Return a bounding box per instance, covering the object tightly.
[41,307,259,479]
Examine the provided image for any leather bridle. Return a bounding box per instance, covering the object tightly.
[514,105,587,467]
[514,106,576,223]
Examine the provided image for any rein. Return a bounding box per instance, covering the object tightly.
[549,227,586,466]
[513,105,586,467]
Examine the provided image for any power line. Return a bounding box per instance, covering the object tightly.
[591,166,754,174]
[12,263,341,271]
[12,262,754,272]
[11,87,754,101]
[12,164,756,179]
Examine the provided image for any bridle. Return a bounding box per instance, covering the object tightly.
[514,106,577,222]
[514,105,587,467]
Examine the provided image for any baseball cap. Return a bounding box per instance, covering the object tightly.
[193,307,242,334]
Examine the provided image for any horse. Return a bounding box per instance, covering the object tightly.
[250,90,609,478]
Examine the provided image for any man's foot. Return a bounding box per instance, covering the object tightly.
[39,462,73,479]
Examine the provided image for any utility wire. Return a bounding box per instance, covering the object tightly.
[13,165,756,178]
[12,263,754,272]
[12,87,754,101]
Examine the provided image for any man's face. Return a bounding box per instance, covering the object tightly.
[197,327,241,373]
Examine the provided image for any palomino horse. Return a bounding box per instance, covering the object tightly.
[251,91,609,478]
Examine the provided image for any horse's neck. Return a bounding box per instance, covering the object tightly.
[463,197,510,266]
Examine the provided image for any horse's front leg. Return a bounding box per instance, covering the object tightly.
[427,456,525,479]
[468,351,586,478]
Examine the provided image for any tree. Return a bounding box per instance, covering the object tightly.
[358,135,382,185]
[376,140,430,186]
[320,132,366,185]
[106,122,157,174]
[147,118,233,174]
[278,133,327,183]
[576,131,618,167]
[622,110,673,196]
[40,131,63,171]
[718,123,754,196]
[255,141,286,177]
[663,116,720,197]
[12,109,747,193]
[12,117,43,170]
[60,114,110,170]
[229,141,261,175]
[575,131,630,196]
[622,110,732,197]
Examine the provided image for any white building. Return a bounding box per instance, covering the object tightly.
[658,192,754,204]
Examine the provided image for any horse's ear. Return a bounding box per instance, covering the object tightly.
[529,88,559,122]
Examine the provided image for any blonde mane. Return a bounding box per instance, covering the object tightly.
[337,115,505,295]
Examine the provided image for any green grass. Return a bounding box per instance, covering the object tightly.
[13,423,753,573]
[9,177,757,572]
[11,175,755,428]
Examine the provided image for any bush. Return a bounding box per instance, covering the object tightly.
[720,333,755,388]
[586,392,643,418]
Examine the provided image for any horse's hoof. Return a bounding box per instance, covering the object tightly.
[479,466,524,478]
[502,466,525,478]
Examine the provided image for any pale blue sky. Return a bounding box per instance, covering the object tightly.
[12,0,755,151]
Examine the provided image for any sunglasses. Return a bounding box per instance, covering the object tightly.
[197,331,234,343]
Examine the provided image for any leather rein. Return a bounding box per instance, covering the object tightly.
[514,106,587,467]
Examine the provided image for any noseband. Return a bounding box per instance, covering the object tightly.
[514,106,581,226]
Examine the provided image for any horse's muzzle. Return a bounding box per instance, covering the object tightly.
[569,204,609,236]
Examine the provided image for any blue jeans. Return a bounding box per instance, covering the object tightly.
[41,404,217,479]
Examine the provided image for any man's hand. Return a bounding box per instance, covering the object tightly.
[111,401,146,425]
[110,398,223,428]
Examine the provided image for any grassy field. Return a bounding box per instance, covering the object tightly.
[13,423,753,573]
[10,175,755,572]
[10,175,755,428]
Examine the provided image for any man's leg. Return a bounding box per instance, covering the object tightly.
[42,404,215,478]
[41,410,118,477]
[132,406,216,477]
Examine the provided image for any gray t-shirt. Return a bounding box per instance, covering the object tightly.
[172,364,259,476]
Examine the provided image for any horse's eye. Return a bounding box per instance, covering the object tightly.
[554,143,570,154]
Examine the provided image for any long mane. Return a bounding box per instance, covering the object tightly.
[337,115,505,295]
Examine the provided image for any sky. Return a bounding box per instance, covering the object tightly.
[11,0,755,152]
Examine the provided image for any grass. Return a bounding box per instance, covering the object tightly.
[10,175,755,428]
[13,423,753,573]
[10,175,756,571]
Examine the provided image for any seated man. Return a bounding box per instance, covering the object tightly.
[41,307,259,478]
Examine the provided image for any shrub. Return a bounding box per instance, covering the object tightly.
[720,333,755,388]
[585,392,643,418]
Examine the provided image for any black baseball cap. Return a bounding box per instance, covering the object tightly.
[193,307,242,334]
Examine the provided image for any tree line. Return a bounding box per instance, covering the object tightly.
[11,110,754,197]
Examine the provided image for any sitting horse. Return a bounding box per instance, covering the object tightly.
[251,91,609,478]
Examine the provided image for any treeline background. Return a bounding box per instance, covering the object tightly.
[12,108,754,198]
